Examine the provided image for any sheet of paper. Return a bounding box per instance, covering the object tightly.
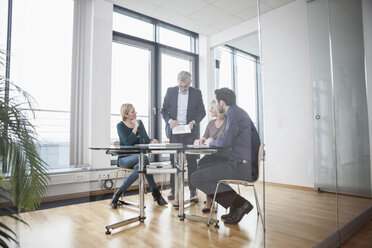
[187,144,210,148]
[172,124,191,135]
[135,143,183,148]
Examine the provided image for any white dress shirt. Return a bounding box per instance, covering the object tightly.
[177,88,189,125]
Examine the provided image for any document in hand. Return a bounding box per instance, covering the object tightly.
[172,124,191,135]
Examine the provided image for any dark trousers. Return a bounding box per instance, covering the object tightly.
[190,159,254,209]
[169,133,197,195]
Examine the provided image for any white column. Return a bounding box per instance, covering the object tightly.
[89,0,113,168]
[70,0,94,166]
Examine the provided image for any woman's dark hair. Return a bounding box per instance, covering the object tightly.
[215,88,236,106]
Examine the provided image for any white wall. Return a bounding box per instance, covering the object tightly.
[261,0,314,187]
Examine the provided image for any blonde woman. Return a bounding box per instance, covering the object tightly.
[194,100,227,213]
[110,103,167,208]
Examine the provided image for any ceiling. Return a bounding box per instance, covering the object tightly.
[110,0,296,36]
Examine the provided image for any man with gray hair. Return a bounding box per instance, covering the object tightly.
[162,71,206,200]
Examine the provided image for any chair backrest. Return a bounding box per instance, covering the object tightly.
[255,143,264,180]
[257,143,264,167]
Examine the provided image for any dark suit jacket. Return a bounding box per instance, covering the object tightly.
[210,104,260,181]
[161,86,206,139]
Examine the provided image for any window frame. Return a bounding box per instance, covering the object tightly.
[215,45,262,135]
[113,5,198,54]
[112,6,199,162]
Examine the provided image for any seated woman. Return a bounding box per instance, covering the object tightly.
[194,100,226,213]
[110,103,167,208]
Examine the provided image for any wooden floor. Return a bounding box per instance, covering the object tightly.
[1,183,371,248]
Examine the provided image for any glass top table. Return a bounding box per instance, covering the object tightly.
[90,143,226,234]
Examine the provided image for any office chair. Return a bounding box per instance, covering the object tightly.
[207,143,264,227]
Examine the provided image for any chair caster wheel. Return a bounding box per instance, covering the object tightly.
[105,229,111,235]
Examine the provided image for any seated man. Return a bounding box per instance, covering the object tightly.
[190,88,260,225]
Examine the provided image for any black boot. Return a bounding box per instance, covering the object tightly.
[221,208,232,220]
[110,189,123,208]
[152,188,168,206]
[224,200,253,225]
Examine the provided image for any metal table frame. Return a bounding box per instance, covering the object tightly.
[90,144,224,234]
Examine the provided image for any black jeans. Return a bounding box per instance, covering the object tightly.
[169,133,197,195]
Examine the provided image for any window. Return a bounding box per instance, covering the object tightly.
[160,52,193,142]
[216,46,259,126]
[111,6,198,161]
[113,11,154,41]
[159,26,192,52]
[9,0,74,169]
[236,51,257,124]
[111,42,152,143]
[218,47,233,89]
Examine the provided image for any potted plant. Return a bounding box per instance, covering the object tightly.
[0,49,50,247]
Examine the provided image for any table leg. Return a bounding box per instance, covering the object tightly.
[179,151,219,227]
[139,152,146,221]
[105,152,145,234]
[178,151,185,219]
[173,152,179,209]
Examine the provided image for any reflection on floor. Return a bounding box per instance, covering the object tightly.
[1,183,371,247]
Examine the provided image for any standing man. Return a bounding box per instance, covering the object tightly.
[162,71,206,200]
[190,88,261,225]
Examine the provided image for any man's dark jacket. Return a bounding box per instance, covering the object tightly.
[161,86,206,139]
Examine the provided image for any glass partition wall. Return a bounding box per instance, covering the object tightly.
[328,0,372,241]
[211,1,265,247]
[308,0,372,246]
